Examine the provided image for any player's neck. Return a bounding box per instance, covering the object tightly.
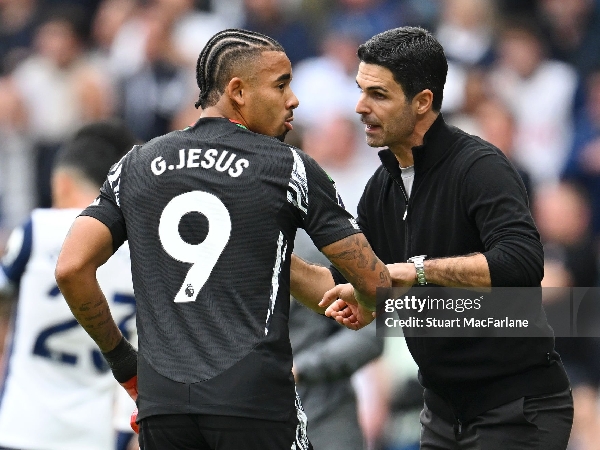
[201,104,249,129]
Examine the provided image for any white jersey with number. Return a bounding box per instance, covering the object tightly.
[0,208,137,450]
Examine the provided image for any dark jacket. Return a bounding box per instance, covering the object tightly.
[341,114,570,423]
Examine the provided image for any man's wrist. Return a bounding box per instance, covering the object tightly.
[407,255,427,285]
[102,336,138,383]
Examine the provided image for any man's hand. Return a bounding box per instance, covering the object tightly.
[130,408,139,434]
[120,375,138,401]
[319,283,376,330]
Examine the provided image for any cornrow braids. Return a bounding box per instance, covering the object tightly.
[195,29,284,109]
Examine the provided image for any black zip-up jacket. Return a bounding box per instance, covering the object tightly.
[337,114,570,423]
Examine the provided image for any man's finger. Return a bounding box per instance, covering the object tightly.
[319,285,344,308]
[325,299,353,318]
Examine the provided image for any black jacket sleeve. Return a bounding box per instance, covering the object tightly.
[463,154,544,286]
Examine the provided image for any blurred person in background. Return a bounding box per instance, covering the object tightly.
[327,0,405,47]
[562,67,600,240]
[488,16,578,188]
[0,0,42,76]
[115,5,191,142]
[0,78,34,234]
[434,0,497,68]
[149,0,233,68]
[88,0,139,77]
[443,67,489,135]
[291,30,363,128]
[290,114,382,450]
[534,181,600,450]
[241,0,317,66]
[0,119,137,450]
[472,96,534,200]
[536,0,600,78]
[4,3,114,208]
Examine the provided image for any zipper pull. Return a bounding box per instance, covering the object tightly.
[403,205,408,220]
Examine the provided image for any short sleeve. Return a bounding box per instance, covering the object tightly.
[290,149,362,249]
[80,159,128,252]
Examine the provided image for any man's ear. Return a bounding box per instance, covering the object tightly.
[413,89,433,115]
[226,77,245,107]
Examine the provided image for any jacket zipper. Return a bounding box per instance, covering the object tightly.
[383,166,410,261]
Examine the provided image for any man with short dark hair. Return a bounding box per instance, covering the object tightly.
[55,29,390,450]
[295,26,573,450]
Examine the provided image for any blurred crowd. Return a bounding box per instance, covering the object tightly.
[1,0,600,449]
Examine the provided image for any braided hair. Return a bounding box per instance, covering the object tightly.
[194,29,284,109]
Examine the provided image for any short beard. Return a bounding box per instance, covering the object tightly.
[276,130,288,142]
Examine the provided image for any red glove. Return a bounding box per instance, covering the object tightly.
[120,375,138,401]
[130,408,139,434]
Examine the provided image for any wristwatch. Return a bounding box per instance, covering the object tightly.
[407,255,427,285]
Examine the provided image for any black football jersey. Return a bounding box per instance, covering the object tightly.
[81,117,361,420]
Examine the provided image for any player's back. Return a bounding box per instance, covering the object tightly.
[85,117,360,421]
[0,208,136,450]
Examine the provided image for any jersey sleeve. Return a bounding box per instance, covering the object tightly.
[289,149,362,250]
[0,218,33,288]
[79,157,128,252]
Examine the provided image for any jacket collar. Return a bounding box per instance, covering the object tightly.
[378,113,454,176]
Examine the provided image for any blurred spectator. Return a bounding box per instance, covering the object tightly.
[297,114,380,215]
[153,0,233,68]
[497,0,537,16]
[376,339,421,450]
[290,296,382,450]
[89,0,138,75]
[434,0,498,67]
[107,0,234,80]
[327,0,405,45]
[290,31,362,128]
[6,4,114,208]
[291,114,382,449]
[0,0,42,76]
[562,67,600,239]
[241,0,317,66]
[488,16,578,187]
[116,6,191,142]
[535,181,600,450]
[472,96,534,200]
[444,67,489,133]
[537,0,600,77]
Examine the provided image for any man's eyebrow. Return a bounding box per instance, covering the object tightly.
[276,73,291,82]
[356,80,388,92]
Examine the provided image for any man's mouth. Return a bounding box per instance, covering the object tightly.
[284,117,294,131]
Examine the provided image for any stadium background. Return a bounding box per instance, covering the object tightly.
[1,0,600,449]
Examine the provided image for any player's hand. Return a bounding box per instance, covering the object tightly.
[120,375,138,401]
[319,283,375,330]
[130,407,140,434]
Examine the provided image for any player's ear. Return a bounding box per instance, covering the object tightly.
[226,77,245,107]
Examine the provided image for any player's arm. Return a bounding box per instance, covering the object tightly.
[292,233,391,330]
[290,254,335,314]
[292,233,389,311]
[55,216,138,399]
[321,233,390,310]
